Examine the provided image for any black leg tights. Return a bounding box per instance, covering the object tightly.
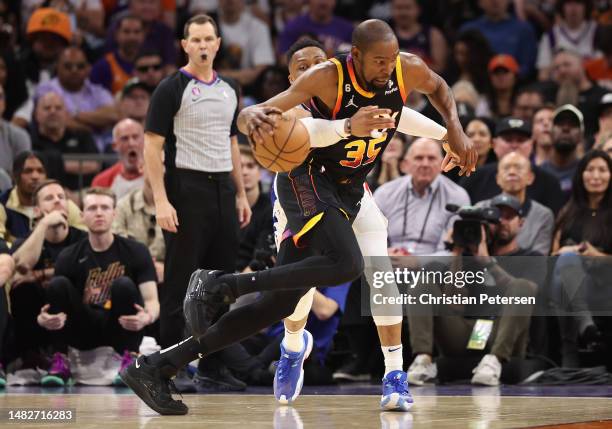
[232,208,364,294]
[147,209,363,374]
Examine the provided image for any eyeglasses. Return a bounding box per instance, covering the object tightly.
[136,64,162,73]
[63,62,87,71]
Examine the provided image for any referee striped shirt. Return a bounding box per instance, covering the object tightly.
[145,69,239,172]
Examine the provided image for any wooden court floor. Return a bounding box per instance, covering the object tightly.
[2,392,612,428]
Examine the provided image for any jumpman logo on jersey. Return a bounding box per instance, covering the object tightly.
[345,95,358,109]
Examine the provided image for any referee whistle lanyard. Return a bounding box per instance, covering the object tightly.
[401,180,439,250]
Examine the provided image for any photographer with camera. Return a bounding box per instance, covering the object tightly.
[407,195,539,386]
[476,152,555,255]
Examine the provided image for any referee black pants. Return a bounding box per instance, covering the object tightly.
[161,169,239,348]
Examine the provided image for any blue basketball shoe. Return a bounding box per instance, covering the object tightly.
[274,330,313,404]
[380,370,414,411]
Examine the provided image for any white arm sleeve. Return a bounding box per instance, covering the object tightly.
[299,117,348,148]
[396,106,447,140]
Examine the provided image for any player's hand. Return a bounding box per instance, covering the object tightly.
[244,106,283,146]
[441,127,478,176]
[37,304,66,331]
[155,198,179,233]
[118,304,151,332]
[236,193,252,228]
[41,211,68,230]
[350,106,396,137]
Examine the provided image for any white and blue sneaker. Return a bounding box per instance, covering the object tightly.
[274,330,313,404]
[380,370,414,411]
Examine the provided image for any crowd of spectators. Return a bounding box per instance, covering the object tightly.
[0,0,611,389]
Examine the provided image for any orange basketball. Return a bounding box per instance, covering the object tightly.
[251,113,310,173]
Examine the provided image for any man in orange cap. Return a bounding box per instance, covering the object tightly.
[13,8,72,129]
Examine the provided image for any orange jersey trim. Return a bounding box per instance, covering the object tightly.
[347,56,375,99]
[330,58,344,119]
[396,56,407,103]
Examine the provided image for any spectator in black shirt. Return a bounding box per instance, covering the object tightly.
[236,145,273,273]
[551,150,612,367]
[460,117,565,213]
[9,180,87,368]
[540,104,583,200]
[38,187,159,386]
[30,92,100,191]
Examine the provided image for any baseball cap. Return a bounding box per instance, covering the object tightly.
[26,8,72,44]
[490,194,523,217]
[598,93,612,117]
[495,117,531,138]
[488,54,519,74]
[121,78,151,98]
[553,104,584,133]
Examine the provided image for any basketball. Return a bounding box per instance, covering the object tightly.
[251,113,310,173]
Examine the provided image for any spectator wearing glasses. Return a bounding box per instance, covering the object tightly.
[91,15,146,95]
[113,175,165,284]
[133,50,164,92]
[36,46,118,152]
[374,138,470,256]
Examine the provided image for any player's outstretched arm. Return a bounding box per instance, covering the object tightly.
[400,53,477,176]
[237,62,338,144]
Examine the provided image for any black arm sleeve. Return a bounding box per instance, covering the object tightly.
[145,74,183,138]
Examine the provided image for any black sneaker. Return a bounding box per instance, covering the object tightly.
[194,365,247,392]
[183,269,236,337]
[120,356,188,415]
[332,358,370,382]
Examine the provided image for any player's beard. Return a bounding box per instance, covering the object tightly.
[366,79,388,94]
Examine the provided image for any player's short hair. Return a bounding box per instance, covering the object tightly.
[286,38,325,65]
[83,187,117,208]
[352,19,396,51]
[183,14,219,39]
[33,179,63,206]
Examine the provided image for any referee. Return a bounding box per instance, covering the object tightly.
[143,14,251,359]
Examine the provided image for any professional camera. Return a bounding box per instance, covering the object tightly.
[446,204,500,249]
[248,232,277,271]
